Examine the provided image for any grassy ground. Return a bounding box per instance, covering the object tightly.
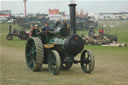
[78,20,128,43]
[98,20,128,43]
[0,22,128,85]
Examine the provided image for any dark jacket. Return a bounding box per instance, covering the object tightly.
[32,29,40,37]
[42,26,50,32]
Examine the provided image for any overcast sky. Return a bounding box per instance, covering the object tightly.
[0,0,128,14]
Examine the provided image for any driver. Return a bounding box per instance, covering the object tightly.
[42,23,50,32]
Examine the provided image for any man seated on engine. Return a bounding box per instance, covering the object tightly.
[41,23,56,36]
[32,24,40,37]
[29,24,41,37]
[35,25,40,32]
[42,23,50,32]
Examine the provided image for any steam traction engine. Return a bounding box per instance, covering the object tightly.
[6,25,29,40]
[25,3,95,75]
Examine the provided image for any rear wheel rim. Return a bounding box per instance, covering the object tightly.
[26,39,36,69]
[25,37,43,71]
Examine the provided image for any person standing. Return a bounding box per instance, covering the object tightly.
[99,27,104,34]
[29,24,34,37]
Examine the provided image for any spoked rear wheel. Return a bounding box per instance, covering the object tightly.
[20,33,28,40]
[80,50,95,73]
[19,31,28,40]
[48,50,61,75]
[25,37,44,71]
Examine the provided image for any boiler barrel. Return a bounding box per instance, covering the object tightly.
[49,35,84,56]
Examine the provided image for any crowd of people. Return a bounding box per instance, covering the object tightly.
[29,23,50,37]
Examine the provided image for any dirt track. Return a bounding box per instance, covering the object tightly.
[1,45,128,85]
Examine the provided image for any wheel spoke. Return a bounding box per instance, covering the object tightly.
[28,44,32,49]
[82,55,86,64]
[51,54,56,65]
[31,55,36,63]
[83,64,87,68]
[31,50,36,56]
[48,50,61,75]
[53,57,56,64]
[28,60,33,66]
[26,52,31,57]
[52,65,56,70]
[86,64,89,71]
[31,46,36,52]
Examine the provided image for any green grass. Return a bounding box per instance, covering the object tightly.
[0,24,26,49]
[0,24,23,33]
[0,22,128,85]
[99,20,128,43]
[0,21,128,44]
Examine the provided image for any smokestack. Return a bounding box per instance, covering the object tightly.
[69,3,77,35]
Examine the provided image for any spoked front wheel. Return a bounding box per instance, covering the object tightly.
[80,50,95,73]
[48,50,61,75]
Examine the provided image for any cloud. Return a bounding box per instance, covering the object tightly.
[1,0,128,1]
[1,0,128,14]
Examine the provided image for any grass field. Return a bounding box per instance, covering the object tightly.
[0,22,128,85]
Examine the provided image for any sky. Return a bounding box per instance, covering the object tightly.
[0,0,128,14]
